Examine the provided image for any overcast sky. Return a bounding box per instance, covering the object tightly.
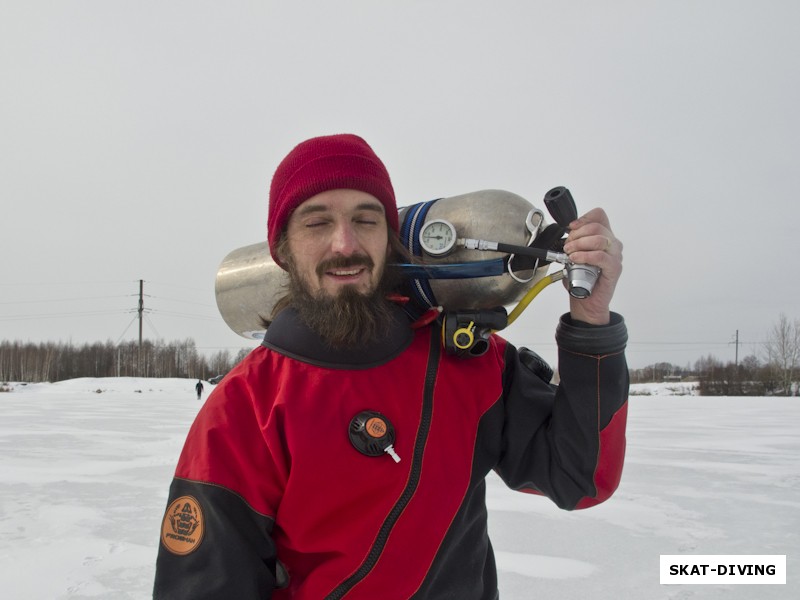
[2,1,798,370]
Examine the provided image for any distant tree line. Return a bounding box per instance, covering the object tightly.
[630,314,799,396]
[631,355,777,396]
[0,339,251,383]
[3,314,798,396]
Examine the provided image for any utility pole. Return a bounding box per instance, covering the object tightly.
[138,279,144,375]
[733,329,740,394]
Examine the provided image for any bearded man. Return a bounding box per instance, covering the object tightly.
[154,134,629,599]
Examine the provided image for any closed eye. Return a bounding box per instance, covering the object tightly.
[304,219,331,228]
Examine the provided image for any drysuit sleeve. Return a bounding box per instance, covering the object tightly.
[153,374,286,599]
[495,312,629,510]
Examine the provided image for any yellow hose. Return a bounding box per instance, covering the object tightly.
[505,270,566,327]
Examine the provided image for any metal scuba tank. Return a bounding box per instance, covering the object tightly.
[398,189,550,312]
[214,190,551,339]
[215,241,288,340]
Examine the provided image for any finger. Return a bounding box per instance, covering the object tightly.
[569,207,611,232]
[564,231,615,254]
[565,220,613,247]
[601,235,623,256]
[564,234,623,274]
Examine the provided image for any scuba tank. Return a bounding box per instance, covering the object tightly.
[215,188,589,346]
[397,189,550,313]
[215,241,289,340]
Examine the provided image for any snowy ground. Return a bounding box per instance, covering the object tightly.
[1,379,797,599]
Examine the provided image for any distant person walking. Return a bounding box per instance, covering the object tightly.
[195,380,204,400]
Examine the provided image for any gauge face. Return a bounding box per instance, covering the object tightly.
[419,219,457,256]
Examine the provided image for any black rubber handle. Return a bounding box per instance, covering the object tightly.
[543,186,577,228]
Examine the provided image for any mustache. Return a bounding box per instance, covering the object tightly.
[315,254,375,278]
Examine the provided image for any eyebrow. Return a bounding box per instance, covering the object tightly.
[295,201,385,216]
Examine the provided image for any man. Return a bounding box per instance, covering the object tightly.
[195,379,204,400]
[154,134,629,599]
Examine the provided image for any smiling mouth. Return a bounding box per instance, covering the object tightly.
[318,255,374,280]
[328,267,365,277]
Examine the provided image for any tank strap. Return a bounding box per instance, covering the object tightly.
[399,199,441,311]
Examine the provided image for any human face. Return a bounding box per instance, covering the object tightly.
[283,189,391,298]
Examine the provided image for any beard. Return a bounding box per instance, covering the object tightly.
[284,254,400,348]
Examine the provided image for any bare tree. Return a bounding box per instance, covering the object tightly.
[763,313,800,396]
[0,338,242,382]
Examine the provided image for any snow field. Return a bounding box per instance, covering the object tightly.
[0,379,797,599]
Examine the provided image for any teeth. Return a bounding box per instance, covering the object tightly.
[332,268,361,276]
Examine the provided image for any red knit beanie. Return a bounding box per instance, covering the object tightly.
[267,134,398,268]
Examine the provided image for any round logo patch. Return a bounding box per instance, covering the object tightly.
[161,496,205,555]
[365,417,388,438]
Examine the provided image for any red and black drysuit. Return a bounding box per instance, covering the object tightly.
[154,306,629,599]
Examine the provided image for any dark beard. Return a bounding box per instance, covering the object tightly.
[285,257,399,348]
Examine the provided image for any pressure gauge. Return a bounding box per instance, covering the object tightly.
[419,219,457,257]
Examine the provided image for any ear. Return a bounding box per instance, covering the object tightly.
[274,232,292,267]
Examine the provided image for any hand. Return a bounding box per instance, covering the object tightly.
[561,207,623,325]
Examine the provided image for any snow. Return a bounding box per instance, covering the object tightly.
[1,379,797,599]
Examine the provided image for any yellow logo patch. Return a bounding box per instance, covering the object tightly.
[161,496,204,555]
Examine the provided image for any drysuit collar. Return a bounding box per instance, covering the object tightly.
[262,304,414,369]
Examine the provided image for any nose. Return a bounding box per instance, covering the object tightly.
[330,222,361,255]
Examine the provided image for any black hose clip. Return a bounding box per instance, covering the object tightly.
[442,307,508,358]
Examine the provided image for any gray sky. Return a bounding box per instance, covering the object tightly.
[2,0,798,370]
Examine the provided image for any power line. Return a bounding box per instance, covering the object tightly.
[116,315,139,345]
[148,295,216,309]
[147,280,210,294]
[0,309,130,321]
[0,280,134,287]
[0,294,131,305]
[151,309,219,322]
